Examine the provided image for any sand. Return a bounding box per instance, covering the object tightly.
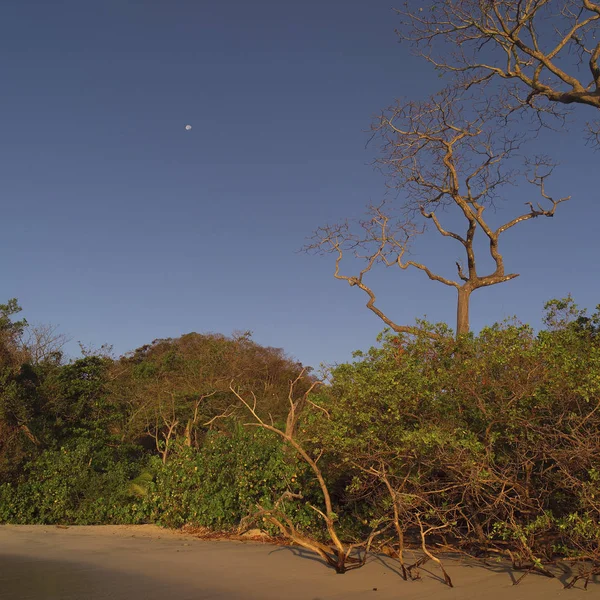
[0,525,597,599]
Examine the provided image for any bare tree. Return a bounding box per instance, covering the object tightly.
[231,374,385,574]
[143,389,222,463]
[21,323,67,364]
[395,1,600,138]
[308,90,568,336]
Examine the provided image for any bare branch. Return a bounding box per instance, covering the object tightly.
[285,368,321,438]
[395,1,600,135]
[231,378,382,574]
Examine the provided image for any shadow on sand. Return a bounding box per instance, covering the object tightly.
[267,545,599,592]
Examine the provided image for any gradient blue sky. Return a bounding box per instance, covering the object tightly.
[1,1,598,368]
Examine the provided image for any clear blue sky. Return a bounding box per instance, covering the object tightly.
[1,0,598,369]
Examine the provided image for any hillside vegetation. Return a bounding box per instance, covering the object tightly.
[1,298,599,586]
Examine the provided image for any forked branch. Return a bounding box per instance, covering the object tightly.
[230,375,377,573]
[395,1,600,135]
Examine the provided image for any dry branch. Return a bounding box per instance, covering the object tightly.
[230,375,383,574]
[395,1,600,136]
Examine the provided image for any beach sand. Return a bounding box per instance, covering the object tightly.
[0,525,596,599]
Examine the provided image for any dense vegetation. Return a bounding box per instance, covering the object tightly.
[1,297,599,585]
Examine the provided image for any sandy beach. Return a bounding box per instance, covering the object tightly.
[0,525,596,599]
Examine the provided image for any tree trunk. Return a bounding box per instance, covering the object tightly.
[285,397,306,439]
[456,287,472,336]
[184,420,192,447]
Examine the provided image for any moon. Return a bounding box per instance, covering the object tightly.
[185,124,192,131]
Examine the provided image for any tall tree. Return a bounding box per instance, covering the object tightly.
[308,90,568,336]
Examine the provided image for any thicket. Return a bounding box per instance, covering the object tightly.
[305,301,600,584]
[1,297,599,586]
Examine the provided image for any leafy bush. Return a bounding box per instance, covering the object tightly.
[0,436,149,525]
[144,426,320,531]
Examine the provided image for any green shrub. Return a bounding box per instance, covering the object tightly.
[0,436,149,525]
[144,425,320,531]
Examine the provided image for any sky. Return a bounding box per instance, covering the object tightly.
[1,0,599,369]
